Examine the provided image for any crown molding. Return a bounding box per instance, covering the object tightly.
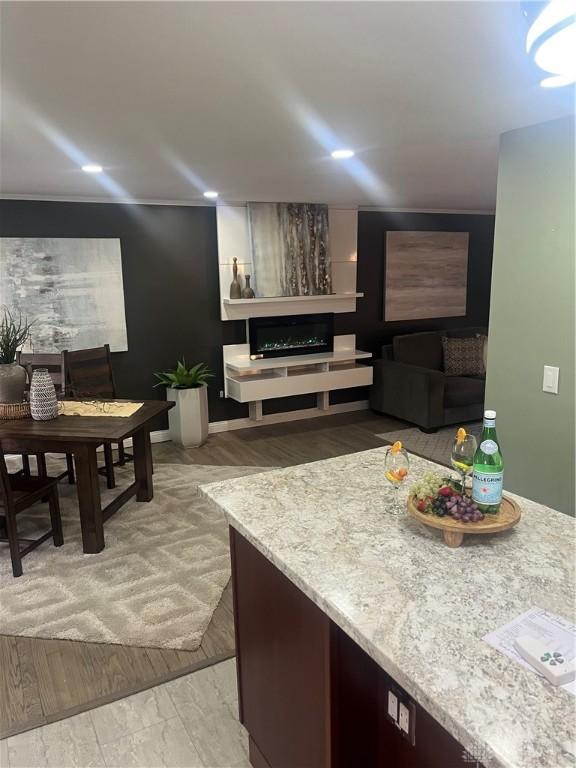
[0,194,495,215]
[358,205,495,215]
[0,193,215,207]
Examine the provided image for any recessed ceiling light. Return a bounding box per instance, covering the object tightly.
[203,190,219,199]
[331,149,355,159]
[81,164,103,174]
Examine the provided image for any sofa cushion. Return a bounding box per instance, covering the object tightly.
[444,376,485,408]
[442,335,486,376]
[393,332,442,371]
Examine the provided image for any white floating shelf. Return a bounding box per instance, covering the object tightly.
[223,293,363,305]
[226,365,372,404]
[225,348,371,374]
[221,293,364,320]
[223,335,373,418]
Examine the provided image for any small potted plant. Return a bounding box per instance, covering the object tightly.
[154,359,213,447]
[0,308,31,403]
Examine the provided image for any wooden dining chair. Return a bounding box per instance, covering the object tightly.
[63,344,132,489]
[15,351,75,484]
[0,442,64,577]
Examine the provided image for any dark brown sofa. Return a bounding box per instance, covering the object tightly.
[370,328,487,432]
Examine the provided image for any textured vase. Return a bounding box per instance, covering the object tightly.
[241,275,255,299]
[0,362,27,404]
[30,368,58,421]
[229,257,242,299]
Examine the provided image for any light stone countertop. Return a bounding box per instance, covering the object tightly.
[200,448,576,768]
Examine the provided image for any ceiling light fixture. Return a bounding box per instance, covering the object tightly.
[81,164,103,174]
[203,190,219,199]
[525,0,576,87]
[331,149,355,159]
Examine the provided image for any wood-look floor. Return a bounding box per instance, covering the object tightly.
[0,410,402,739]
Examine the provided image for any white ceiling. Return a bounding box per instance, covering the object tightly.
[1,1,573,210]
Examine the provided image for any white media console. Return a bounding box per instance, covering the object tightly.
[223,334,373,421]
[217,206,370,421]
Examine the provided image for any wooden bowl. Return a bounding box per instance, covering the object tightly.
[406,494,521,548]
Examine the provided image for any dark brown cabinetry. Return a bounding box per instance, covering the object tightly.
[231,528,483,768]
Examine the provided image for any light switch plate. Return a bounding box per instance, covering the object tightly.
[543,365,560,394]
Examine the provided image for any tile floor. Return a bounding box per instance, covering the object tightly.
[0,659,249,768]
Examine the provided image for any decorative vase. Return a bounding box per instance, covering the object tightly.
[0,362,27,404]
[30,368,58,421]
[166,385,209,447]
[241,275,255,299]
[229,257,242,299]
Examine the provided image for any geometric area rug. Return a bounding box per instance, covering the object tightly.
[376,422,482,468]
[0,462,269,651]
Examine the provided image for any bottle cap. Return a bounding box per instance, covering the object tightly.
[484,409,496,419]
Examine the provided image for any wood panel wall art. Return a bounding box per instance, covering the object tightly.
[384,231,469,321]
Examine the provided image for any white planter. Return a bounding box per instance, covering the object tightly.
[167,385,209,447]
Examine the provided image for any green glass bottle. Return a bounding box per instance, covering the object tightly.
[472,410,504,513]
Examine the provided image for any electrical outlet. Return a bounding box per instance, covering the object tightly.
[384,683,416,746]
[219,390,225,399]
[399,702,410,735]
[387,691,398,722]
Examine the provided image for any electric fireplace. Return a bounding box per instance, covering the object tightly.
[249,314,334,360]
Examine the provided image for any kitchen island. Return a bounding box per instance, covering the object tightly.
[201,448,575,768]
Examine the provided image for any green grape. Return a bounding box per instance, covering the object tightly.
[410,472,444,501]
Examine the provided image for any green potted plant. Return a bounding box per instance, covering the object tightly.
[0,308,32,403]
[154,359,213,447]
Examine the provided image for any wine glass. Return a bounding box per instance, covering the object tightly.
[384,443,410,515]
[451,430,477,495]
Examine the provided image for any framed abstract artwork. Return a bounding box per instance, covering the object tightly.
[0,237,128,352]
[248,202,332,297]
[383,231,469,321]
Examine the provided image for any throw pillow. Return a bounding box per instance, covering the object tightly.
[442,335,486,376]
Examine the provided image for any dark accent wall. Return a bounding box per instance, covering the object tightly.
[332,211,495,404]
[341,211,495,353]
[0,201,494,426]
[0,200,249,429]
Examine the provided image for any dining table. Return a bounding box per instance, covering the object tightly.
[0,399,174,554]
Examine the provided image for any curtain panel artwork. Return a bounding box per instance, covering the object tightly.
[0,237,128,352]
[248,203,332,297]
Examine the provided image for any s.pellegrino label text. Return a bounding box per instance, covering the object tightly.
[472,410,504,512]
[472,470,503,505]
